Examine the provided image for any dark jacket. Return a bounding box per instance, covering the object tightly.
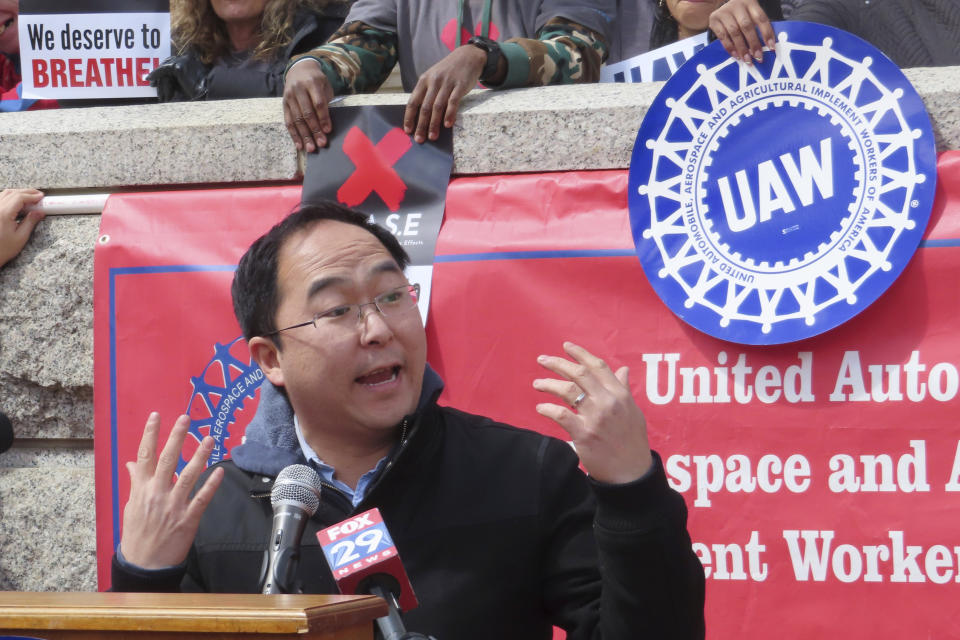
[112,370,705,639]
[791,0,960,68]
[150,7,346,101]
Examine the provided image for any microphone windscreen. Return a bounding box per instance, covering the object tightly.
[0,412,13,454]
[271,464,323,515]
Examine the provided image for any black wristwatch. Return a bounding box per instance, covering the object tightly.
[467,35,502,83]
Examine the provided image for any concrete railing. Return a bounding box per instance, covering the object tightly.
[1,66,958,591]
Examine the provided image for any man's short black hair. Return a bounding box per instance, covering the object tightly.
[231,201,410,343]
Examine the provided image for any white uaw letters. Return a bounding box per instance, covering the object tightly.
[719,138,834,233]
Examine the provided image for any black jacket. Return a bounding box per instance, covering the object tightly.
[112,372,705,639]
[792,0,960,68]
[150,7,346,101]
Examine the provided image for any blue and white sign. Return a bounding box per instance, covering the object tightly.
[601,33,708,84]
[628,22,937,345]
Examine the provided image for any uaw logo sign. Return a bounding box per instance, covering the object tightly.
[628,22,936,344]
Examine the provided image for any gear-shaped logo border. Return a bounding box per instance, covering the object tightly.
[628,22,937,345]
[178,337,265,473]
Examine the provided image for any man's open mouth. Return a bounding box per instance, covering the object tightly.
[356,365,401,386]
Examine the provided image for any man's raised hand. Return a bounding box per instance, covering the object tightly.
[534,342,654,484]
[119,413,224,569]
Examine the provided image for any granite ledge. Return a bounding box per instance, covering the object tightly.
[0,66,956,190]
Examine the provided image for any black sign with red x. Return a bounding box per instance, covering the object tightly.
[302,105,453,267]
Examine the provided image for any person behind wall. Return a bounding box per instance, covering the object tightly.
[111,201,706,639]
[149,0,350,101]
[708,0,960,68]
[282,0,615,149]
[0,0,57,111]
[605,0,655,64]
[0,189,44,269]
[649,0,782,50]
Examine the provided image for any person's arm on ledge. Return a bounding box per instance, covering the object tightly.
[282,21,398,152]
[403,17,609,144]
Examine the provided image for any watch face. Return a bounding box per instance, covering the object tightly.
[469,37,500,80]
[469,36,493,51]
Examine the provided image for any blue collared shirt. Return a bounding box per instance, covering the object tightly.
[294,416,388,508]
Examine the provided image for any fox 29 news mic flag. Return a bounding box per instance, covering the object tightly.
[302,105,453,320]
[18,0,170,99]
[319,508,418,612]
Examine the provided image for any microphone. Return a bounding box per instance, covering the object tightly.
[319,509,433,640]
[260,464,323,594]
[0,412,13,454]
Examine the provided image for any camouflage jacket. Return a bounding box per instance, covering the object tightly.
[285,7,610,94]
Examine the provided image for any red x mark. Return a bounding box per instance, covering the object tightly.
[337,126,413,212]
[440,18,500,51]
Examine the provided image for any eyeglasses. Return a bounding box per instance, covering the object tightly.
[264,283,421,336]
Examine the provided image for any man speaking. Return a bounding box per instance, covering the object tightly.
[111,202,705,639]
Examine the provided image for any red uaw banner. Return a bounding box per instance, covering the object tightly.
[95,153,960,638]
[18,0,170,99]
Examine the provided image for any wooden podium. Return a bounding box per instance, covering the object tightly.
[0,592,388,640]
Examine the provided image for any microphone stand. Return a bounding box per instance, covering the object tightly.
[366,583,437,640]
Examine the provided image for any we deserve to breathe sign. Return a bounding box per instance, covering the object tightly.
[629,22,937,345]
[18,0,170,99]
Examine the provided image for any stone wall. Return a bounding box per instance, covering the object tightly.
[0,67,958,591]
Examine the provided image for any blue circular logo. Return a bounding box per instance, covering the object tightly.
[628,22,937,345]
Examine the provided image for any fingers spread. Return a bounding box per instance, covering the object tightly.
[171,434,214,501]
[532,377,583,407]
[154,414,191,482]
[133,411,162,478]
[184,466,224,524]
[537,341,618,396]
[535,402,580,435]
